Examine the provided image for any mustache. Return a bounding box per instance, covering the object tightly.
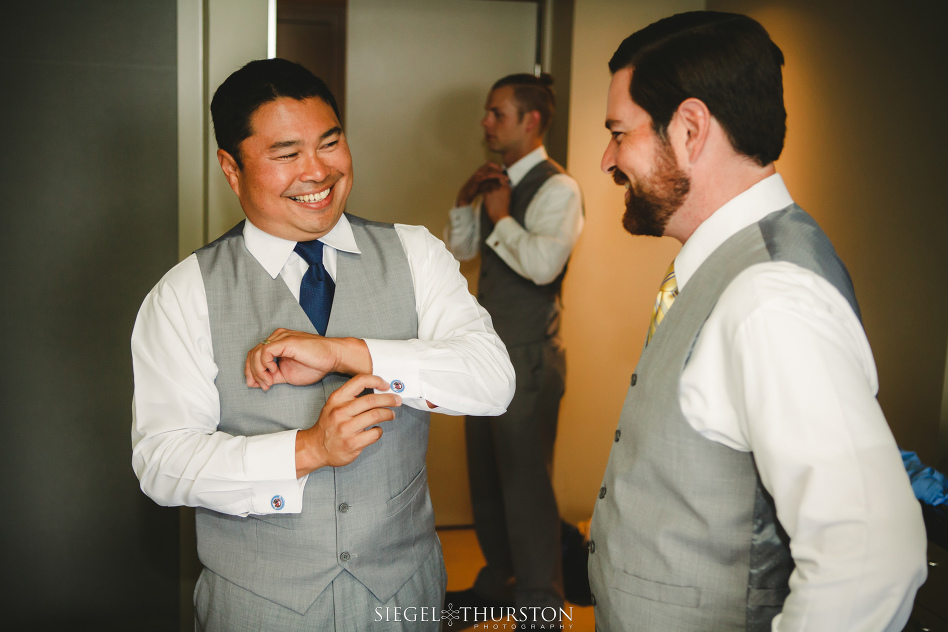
[612,169,629,186]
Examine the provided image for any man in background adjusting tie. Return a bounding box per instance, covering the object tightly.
[131,59,514,631]
[586,12,926,632]
[444,73,584,622]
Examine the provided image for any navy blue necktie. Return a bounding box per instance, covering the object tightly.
[294,240,335,335]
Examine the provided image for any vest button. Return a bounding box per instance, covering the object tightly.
[598,486,607,499]
[338,502,349,513]
[630,373,637,386]
[614,429,621,442]
[340,551,351,563]
[587,540,596,553]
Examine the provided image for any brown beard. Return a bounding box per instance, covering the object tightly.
[614,139,690,237]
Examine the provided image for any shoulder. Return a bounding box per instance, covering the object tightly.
[151,254,205,302]
[393,223,444,254]
[712,261,863,340]
[135,254,208,331]
[536,172,582,199]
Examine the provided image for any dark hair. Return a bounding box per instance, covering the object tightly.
[609,11,786,166]
[210,58,340,167]
[491,73,556,133]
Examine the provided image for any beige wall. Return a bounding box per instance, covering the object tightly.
[345,0,536,232]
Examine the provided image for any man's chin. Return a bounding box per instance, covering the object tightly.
[622,208,668,237]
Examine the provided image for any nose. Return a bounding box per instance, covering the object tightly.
[481,113,491,129]
[301,151,330,182]
[601,140,617,175]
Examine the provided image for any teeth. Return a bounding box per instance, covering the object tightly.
[292,189,330,203]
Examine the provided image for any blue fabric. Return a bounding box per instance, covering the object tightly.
[901,449,948,506]
[294,240,335,336]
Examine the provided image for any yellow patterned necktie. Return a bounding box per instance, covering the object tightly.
[647,262,678,345]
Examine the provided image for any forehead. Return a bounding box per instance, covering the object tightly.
[485,85,517,110]
[606,67,648,128]
[247,96,340,141]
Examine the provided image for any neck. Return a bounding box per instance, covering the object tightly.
[667,161,776,244]
[503,137,543,167]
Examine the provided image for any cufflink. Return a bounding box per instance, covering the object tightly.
[390,379,405,393]
[271,495,285,511]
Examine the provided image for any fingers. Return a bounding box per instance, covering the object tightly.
[332,373,392,400]
[300,374,403,471]
[246,329,329,390]
[246,339,282,390]
[458,163,504,205]
[476,162,504,177]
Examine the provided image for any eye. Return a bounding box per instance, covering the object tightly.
[321,140,338,150]
[277,152,298,160]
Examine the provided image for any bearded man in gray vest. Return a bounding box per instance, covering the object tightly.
[588,12,926,632]
[444,74,584,622]
[131,59,514,632]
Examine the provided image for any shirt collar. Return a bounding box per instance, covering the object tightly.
[243,214,361,279]
[505,145,548,187]
[675,173,794,289]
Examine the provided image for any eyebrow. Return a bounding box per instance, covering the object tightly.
[267,127,343,151]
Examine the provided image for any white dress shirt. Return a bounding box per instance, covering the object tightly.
[674,174,926,632]
[131,215,514,517]
[444,146,584,285]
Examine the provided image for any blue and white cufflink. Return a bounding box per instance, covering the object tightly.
[390,379,405,394]
[271,495,285,511]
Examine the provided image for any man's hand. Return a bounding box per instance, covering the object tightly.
[295,374,401,477]
[456,162,506,207]
[482,176,512,224]
[246,328,372,390]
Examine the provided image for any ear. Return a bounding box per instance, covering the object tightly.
[523,110,542,136]
[671,98,712,164]
[217,149,241,196]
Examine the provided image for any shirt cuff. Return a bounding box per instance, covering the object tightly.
[245,430,306,514]
[487,216,523,251]
[363,338,423,401]
[449,205,474,225]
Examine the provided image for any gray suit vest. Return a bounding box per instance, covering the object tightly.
[478,159,570,347]
[193,215,435,615]
[588,205,860,631]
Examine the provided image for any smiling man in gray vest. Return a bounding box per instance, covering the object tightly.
[444,74,583,622]
[131,59,514,632]
[588,12,926,632]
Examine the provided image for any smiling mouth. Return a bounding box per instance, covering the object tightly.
[290,188,331,204]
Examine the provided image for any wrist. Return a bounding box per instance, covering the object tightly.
[295,428,325,478]
[331,337,372,376]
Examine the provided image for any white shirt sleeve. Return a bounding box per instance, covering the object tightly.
[680,262,927,632]
[365,224,515,416]
[485,174,584,285]
[444,204,481,262]
[130,255,304,517]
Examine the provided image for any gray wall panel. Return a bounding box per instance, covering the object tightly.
[0,1,179,628]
